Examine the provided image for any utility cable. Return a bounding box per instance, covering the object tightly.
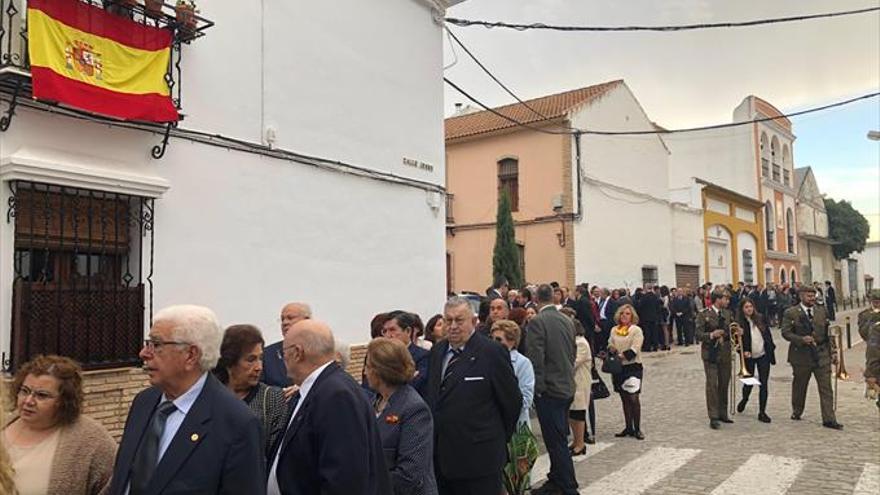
[445,77,880,137]
[445,6,880,32]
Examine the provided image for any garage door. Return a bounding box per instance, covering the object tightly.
[675,264,700,289]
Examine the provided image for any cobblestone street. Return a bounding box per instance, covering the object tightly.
[531,307,880,494]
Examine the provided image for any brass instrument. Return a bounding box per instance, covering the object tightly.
[728,322,751,416]
[830,325,848,411]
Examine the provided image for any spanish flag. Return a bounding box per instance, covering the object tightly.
[28,0,179,122]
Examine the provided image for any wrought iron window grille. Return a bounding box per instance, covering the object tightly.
[0,0,214,157]
[4,180,156,372]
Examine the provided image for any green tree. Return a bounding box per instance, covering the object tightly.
[824,198,870,260]
[493,191,523,288]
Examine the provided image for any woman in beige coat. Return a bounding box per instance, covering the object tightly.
[561,308,593,456]
[3,355,116,495]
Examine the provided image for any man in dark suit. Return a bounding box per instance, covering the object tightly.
[268,319,391,494]
[262,302,311,387]
[383,310,431,396]
[426,296,521,495]
[639,286,662,352]
[596,289,617,353]
[487,276,509,300]
[477,298,510,335]
[781,286,843,430]
[107,305,265,495]
[571,285,596,349]
[824,281,837,321]
[526,285,578,495]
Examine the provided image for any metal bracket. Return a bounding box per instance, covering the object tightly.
[151,122,175,159]
[0,79,23,132]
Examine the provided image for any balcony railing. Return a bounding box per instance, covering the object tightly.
[761,158,769,177]
[0,1,214,154]
[772,162,781,182]
[783,168,790,186]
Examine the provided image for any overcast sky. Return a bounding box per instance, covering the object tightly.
[443,0,880,240]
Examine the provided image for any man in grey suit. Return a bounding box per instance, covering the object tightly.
[526,284,578,495]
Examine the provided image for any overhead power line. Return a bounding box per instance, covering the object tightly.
[445,6,880,32]
[444,77,880,137]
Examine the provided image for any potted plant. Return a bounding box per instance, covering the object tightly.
[144,0,164,17]
[175,0,198,32]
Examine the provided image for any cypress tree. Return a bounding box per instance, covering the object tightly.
[493,191,523,287]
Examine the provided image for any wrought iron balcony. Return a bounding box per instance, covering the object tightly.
[446,193,455,223]
[0,0,214,155]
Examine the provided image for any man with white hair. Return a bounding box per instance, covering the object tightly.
[107,305,265,495]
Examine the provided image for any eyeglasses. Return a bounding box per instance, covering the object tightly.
[143,339,190,351]
[18,386,58,402]
[276,344,299,361]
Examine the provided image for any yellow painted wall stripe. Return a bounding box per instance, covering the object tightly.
[28,9,170,96]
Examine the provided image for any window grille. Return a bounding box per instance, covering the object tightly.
[498,159,519,211]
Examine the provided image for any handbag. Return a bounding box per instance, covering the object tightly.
[590,365,610,400]
[601,352,623,375]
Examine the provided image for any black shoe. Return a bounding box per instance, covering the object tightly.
[710,419,721,429]
[569,445,587,456]
[614,428,632,437]
[790,413,801,421]
[758,412,772,423]
[719,417,734,424]
[736,398,747,413]
[822,421,844,430]
[632,430,645,440]
[584,434,596,445]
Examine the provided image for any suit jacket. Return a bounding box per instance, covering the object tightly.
[262,341,292,387]
[695,307,733,363]
[269,362,391,495]
[825,286,837,306]
[524,306,576,400]
[571,297,596,337]
[373,385,438,495]
[598,297,618,324]
[738,314,776,365]
[781,305,831,368]
[426,332,521,481]
[408,343,431,397]
[106,374,265,495]
[638,292,661,323]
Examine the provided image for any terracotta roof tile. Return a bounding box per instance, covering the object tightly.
[445,80,623,141]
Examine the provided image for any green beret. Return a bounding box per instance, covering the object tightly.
[869,289,880,301]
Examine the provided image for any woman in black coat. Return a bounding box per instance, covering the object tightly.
[735,298,777,423]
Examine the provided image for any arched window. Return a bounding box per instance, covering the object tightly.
[786,208,795,254]
[765,201,774,250]
[760,133,770,177]
[771,136,781,182]
[497,158,519,211]
[790,269,797,283]
[782,145,791,186]
[780,268,787,284]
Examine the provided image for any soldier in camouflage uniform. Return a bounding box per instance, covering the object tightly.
[858,289,880,402]
[695,291,735,429]
[781,286,843,429]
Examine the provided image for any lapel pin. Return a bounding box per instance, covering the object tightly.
[190,433,199,442]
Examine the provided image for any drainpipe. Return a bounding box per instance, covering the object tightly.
[574,131,583,220]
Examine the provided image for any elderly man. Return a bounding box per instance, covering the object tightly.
[478,297,510,335]
[262,302,312,387]
[268,320,390,494]
[427,297,521,494]
[107,305,265,495]
[382,310,431,396]
[526,284,578,495]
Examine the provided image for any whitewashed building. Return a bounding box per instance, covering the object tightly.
[0,0,459,382]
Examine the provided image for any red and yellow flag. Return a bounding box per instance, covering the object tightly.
[28,0,179,122]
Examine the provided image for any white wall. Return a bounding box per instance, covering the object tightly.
[569,84,676,288]
[0,0,451,352]
[666,125,757,200]
[853,242,879,294]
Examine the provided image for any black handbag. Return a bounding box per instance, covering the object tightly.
[591,365,610,400]
[601,352,623,375]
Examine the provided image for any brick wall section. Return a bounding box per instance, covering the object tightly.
[81,367,150,440]
[562,131,577,289]
[346,343,367,381]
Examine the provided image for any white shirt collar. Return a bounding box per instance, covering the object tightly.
[801,303,813,313]
[298,360,334,402]
[161,372,208,415]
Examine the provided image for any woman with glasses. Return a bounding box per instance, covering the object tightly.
[2,355,116,495]
[212,324,287,458]
[490,320,535,428]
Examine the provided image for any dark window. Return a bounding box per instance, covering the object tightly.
[498,158,519,212]
[517,243,525,283]
[786,209,795,254]
[761,158,770,177]
[783,168,791,186]
[765,202,775,250]
[641,266,658,287]
[742,249,754,284]
[8,181,156,371]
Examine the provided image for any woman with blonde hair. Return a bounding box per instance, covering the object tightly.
[606,304,646,440]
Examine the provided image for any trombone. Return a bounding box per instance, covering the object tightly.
[830,325,848,411]
[728,322,752,416]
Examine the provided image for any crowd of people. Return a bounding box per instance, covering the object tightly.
[0,277,875,495]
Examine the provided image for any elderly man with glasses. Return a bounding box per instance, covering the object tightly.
[106,305,265,495]
[262,302,312,387]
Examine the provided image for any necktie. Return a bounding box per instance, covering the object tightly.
[807,308,813,320]
[130,400,177,494]
[442,348,462,383]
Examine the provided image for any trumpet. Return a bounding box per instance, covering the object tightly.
[830,325,848,411]
[728,322,751,416]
